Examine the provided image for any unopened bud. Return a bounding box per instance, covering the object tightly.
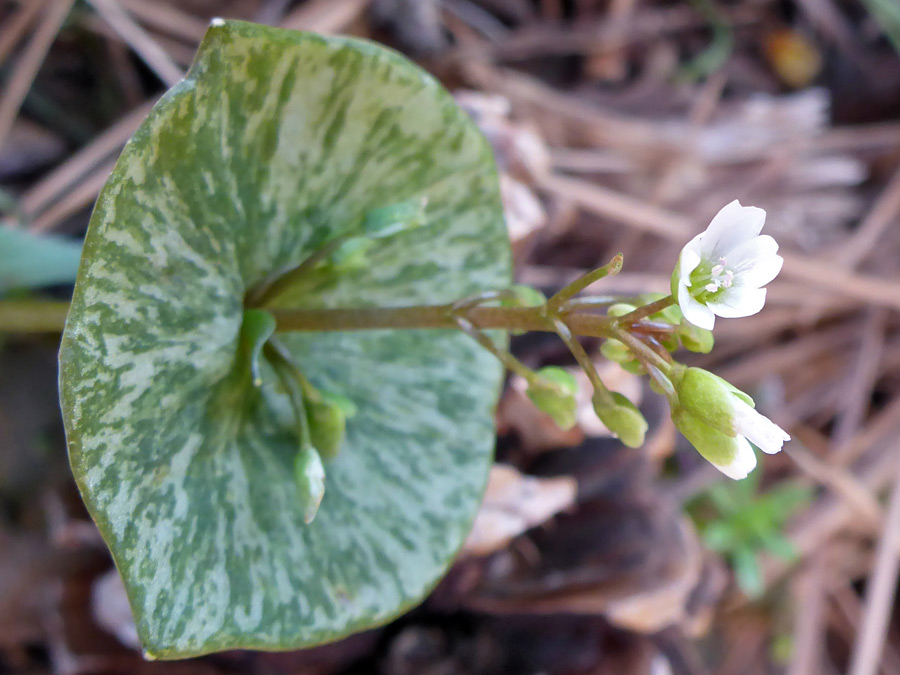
[295,446,325,524]
[678,324,714,353]
[362,198,428,238]
[592,391,647,448]
[526,366,578,430]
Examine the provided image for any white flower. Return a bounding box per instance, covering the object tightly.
[673,200,784,330]
[672,367,790,480]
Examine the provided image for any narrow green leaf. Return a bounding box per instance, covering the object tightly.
[0,225,82,293]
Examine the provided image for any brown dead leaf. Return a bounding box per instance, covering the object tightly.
[462,464,577,557]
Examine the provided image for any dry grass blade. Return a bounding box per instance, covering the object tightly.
[280,0,370,33]
[117,0,208,45]
[847,459,900,675]
[85,0,184,87]
[834,163,900,267]
[0,0,76,153]
[29,158,118,232]
[19,101,154,225]
[0,0,47,64]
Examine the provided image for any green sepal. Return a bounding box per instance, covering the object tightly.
[294,446,326,524]
[592,391,647,448]
[362,197,428,239]
[672,367,740,436]
[659,335,680,352]
[599,338,644,374]
[240,309,277,387]
[673,408,743,469]
[527,366,578,430]
[678,323,714,353]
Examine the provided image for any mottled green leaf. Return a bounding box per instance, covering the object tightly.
[59,20,510,659]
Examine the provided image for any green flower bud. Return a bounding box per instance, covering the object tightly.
[306,399,347,461]
[329,236,374,269]
[678,323,714,353]
[526,366,578,430]
[362,197,428,238]
[592,391,647,448]
[599,338,644,374]
[673,367,742,436]
[607,303,638,317]
[672,408,753,479]
[295,446,325,524]
[671,367,789,479]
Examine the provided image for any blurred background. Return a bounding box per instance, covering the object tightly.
[2,0,900,673]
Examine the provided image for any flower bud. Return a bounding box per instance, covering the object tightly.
[678,324,714,353]
[671,367,789,479]
[295,446,325,524]
[592,391,647,448]
[362,197,428,238]
[526,366,578,430]
[307,399,347,461]
[672,408,756,480]
[599,338,644,374]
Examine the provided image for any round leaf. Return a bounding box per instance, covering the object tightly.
[59,20,511,659]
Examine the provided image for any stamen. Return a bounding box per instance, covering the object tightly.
[711,264,725,276]
[705,283,719,293]
[722,271,734,288]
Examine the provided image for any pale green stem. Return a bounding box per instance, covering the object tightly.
[615,295,676,325]
[264,341,314,448]
[547,254,624,312]
[452,315,537,384]
[249,234,352,307]
[551,317,614,406]
[265,337,322,403]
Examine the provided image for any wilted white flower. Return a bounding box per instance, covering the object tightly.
[672,200,784,330]
[672,367,790,480]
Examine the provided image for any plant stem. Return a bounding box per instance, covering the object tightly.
[612,327,672,373]
[271,304,617,339]
[248,235,352,307]
[552,317,614,406]
[616,295,676,325]
[453,315,536,383]
[0,299,70,333]
[547,254,623,312]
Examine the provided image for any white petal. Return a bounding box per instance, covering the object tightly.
[731,398,790,454]
[708,287,767,318]
[726,235,783,288]
[678,282,716,329]
[702,200,766,257]
[679,234,704,281]
[712,435,757,480]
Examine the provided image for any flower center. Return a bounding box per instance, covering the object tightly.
[689,257,734,301]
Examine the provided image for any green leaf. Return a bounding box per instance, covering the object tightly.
[0,225,82,293]
[59,20,510,659]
